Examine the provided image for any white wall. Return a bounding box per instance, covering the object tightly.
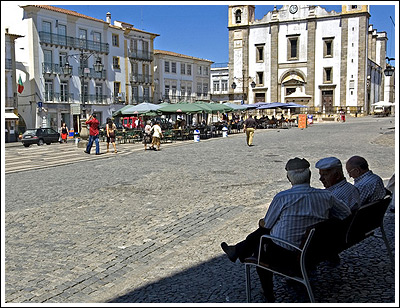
[315,18,342,107]
[346,17,360,107]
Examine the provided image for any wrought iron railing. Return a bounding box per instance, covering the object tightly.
[87,94,109,104]
[78,67,106,79]
[130,74,152,84]
[128,50,153,61]
[42,62,62,75]
[39,32,109,53]
[130,96,153,104]
[54,92,75,103]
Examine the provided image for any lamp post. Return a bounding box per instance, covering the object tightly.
[384,57,395,77]
[62,50,103,147]
[231,76,256,104]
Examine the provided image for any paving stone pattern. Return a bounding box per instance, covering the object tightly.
[4,116,396,303]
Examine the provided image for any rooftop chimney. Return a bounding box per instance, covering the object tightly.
[106,12,111,24]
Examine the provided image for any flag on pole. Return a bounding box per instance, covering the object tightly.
[17,75,24,94]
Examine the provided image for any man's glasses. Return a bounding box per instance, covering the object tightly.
[347,168,358,175]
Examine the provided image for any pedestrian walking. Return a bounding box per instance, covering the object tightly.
[84,114,100,155]
[106,117,117,154]
[339,108,346,122]
[60,122,69,143]
[151,121,163,151]
[143,120,152,150]
[243,115,257,146]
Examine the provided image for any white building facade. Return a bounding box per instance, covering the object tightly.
[228,4,391,115]
[153,50,213,104]
[4,4,158,131]
[4,30,24,142]
[210,63,230,104]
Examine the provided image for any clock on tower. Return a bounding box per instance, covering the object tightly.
[289,5,298,14]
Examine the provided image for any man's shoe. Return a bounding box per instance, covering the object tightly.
[221,242,238,263]
[84,151,90,154]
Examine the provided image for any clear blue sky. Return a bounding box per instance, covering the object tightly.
[53,3,397,66]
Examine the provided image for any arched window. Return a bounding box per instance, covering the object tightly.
[235,10,242,23]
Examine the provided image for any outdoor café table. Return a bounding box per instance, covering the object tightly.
[115,130,126,144]
[125,130,142,143]
[172,128,184,140]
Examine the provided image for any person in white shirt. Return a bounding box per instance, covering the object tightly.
[143,120,152,151]
[151,121,163,151]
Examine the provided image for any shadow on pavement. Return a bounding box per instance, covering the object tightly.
[108,212,395,303]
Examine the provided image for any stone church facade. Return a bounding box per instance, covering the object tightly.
[228,5,389,115]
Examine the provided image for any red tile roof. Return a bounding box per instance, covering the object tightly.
[21,5,108,24]
[21,5,159,36]
[154,49,213,63]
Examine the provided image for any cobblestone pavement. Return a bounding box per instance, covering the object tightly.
[3,115,397,304]
[4,138,192,174]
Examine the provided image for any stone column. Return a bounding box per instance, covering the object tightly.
[306,20,316,108]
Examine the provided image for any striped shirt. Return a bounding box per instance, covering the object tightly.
[263,184,351,250]
[328,179,360,211]
[353,170,386,205]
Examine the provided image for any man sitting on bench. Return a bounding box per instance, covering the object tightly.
[315,157,360,212]
[220,157,351,302]
[345,156,387,205]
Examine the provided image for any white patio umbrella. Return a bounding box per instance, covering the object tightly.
[371,101,395,107]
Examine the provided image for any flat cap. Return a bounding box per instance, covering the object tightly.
[315,157,342,169]
[285,157,310,171]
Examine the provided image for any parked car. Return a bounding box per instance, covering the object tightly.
[373,106,390,116]
[21,128,60,147]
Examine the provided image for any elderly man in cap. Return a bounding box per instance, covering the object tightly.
[220,157,351,302]
[346,155,387,205]
[315,157,360,212]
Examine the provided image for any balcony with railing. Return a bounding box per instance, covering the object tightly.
[43,62,62,75]
[131,96,153,104]
[87,94,110,104]
[162,94,198,103]
[113,92,126,104]
[39,32,109,53]
[5,97,16,108]
[54,92,75,103]
[78,67,107,79]
[128,50,153,61]
[130,73,152,84]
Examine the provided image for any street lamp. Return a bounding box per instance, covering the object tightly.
[231,76,256,104]
[62,50,104,147]
[384,57,395,77]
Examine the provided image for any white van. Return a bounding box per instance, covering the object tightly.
[373,106,389,116]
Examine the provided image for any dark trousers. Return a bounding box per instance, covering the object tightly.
[235,227,297,301]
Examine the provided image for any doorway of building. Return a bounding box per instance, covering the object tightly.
[322,90,333,114]
[255,92,265,103]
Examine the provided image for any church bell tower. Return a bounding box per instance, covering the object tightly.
[228,5,255,103]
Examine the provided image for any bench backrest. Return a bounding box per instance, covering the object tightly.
[303,218,345,265]
[345,195,392,245]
